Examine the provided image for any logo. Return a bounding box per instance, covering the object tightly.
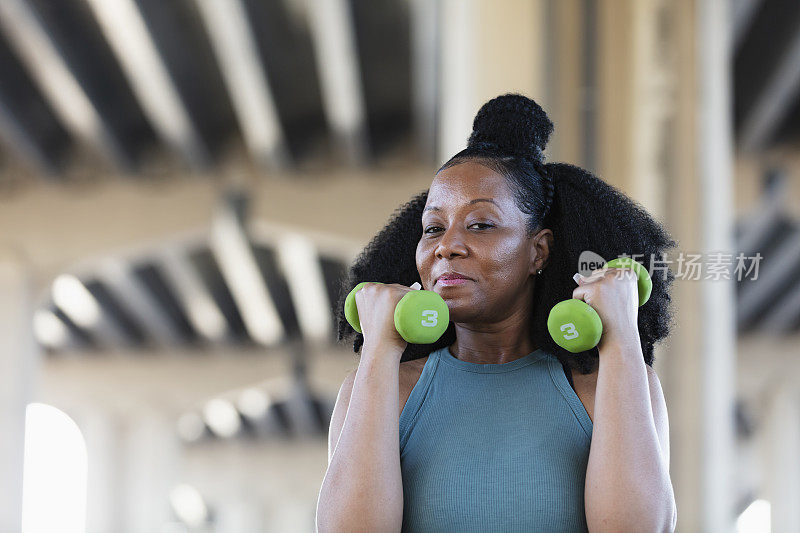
[578,251,606,278]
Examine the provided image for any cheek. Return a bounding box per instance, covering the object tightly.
[415,240,428,273]
[482,239,529,277]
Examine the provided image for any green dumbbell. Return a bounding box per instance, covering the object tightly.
[547,257,652,353]
[344,282,450,344]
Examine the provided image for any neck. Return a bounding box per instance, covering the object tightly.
[450,305,535,365]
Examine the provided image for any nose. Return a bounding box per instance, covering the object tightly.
[435,226,468,259]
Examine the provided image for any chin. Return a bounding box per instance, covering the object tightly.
[441,298,473,323]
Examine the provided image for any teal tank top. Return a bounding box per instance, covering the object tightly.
[399,346,593,532]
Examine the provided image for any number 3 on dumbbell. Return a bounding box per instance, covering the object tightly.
[421,310,438,328]
[560,323,579,340]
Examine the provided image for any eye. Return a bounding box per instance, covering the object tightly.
[423,225,442,234]
[469,223,494,230]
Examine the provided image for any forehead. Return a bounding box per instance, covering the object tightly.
[427,160,512,205]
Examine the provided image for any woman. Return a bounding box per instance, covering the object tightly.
[316,94,677,532]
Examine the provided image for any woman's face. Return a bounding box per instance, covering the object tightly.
[416,160,549,324]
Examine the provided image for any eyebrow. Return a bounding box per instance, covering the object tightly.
[423,198,500,213]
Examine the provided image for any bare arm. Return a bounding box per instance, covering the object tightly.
[573,267,676,532]
[584,340,676,532]
[316,343,405,532]
[646,364,676,531]
[316,281,423,531]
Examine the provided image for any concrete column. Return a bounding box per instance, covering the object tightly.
[437,0,549,165]
[666,0,737,531]
[79,410,125,533]
[597,0,674,216]
[437,0,477,165]
[761,382,800,533]
[597,0,635,190]
[697,0,737,530]
[548,0,584,165]
[473,0,547,108]
[120,412,180,533]
[0,249,39,531]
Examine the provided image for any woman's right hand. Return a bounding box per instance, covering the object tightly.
[354,282,418,354]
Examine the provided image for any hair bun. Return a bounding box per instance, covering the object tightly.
[466,93,553,163]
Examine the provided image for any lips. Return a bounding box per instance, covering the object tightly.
[435,272,473,285]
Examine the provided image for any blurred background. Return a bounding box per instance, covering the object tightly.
[0,0,798,531]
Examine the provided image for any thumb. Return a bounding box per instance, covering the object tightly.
[409,282,422,290]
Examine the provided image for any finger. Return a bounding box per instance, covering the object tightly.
[575,271,603,285]
[572,285,589,302]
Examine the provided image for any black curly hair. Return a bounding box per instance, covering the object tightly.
[335,93,676,374]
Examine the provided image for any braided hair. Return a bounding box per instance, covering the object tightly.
[336,93,676,374]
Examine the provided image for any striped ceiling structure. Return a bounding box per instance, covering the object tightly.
[34,192,358,440]
[0,0,414,179]
[0,0,796,175]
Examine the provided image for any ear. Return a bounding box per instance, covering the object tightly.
[529,228,553,275]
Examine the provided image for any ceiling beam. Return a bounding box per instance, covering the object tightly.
[158,247,228,344]
[758,274,800,332]
[740,21,800,151]
[306,0,369,164]
[276,234,332,344]
[32,309,73,350]
[0,0,129,169]
[0,99,56,175]
[84,0,209,170]
[738,232,800,327]
[737,178,785,255]
[732,0,764,49]
[209,199,284,346]
[194,0,289,170]
[96,258,183,347]
[51,274,128,350]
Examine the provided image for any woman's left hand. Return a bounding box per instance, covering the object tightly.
[571,266,641,351]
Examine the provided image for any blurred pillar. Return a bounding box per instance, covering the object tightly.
[548,0,584,165]
[437,0,477,164]
[80,410,124,533]
[696,0,737,530]
[437,0,548,165]
[121,412,180,533]
[665,0,737,531]
[410,0,440,163]
[0,249,38,531]
[597,0,634,190]
[472,0,547,109]
[597,0,673,217]
[761,382,800,533]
